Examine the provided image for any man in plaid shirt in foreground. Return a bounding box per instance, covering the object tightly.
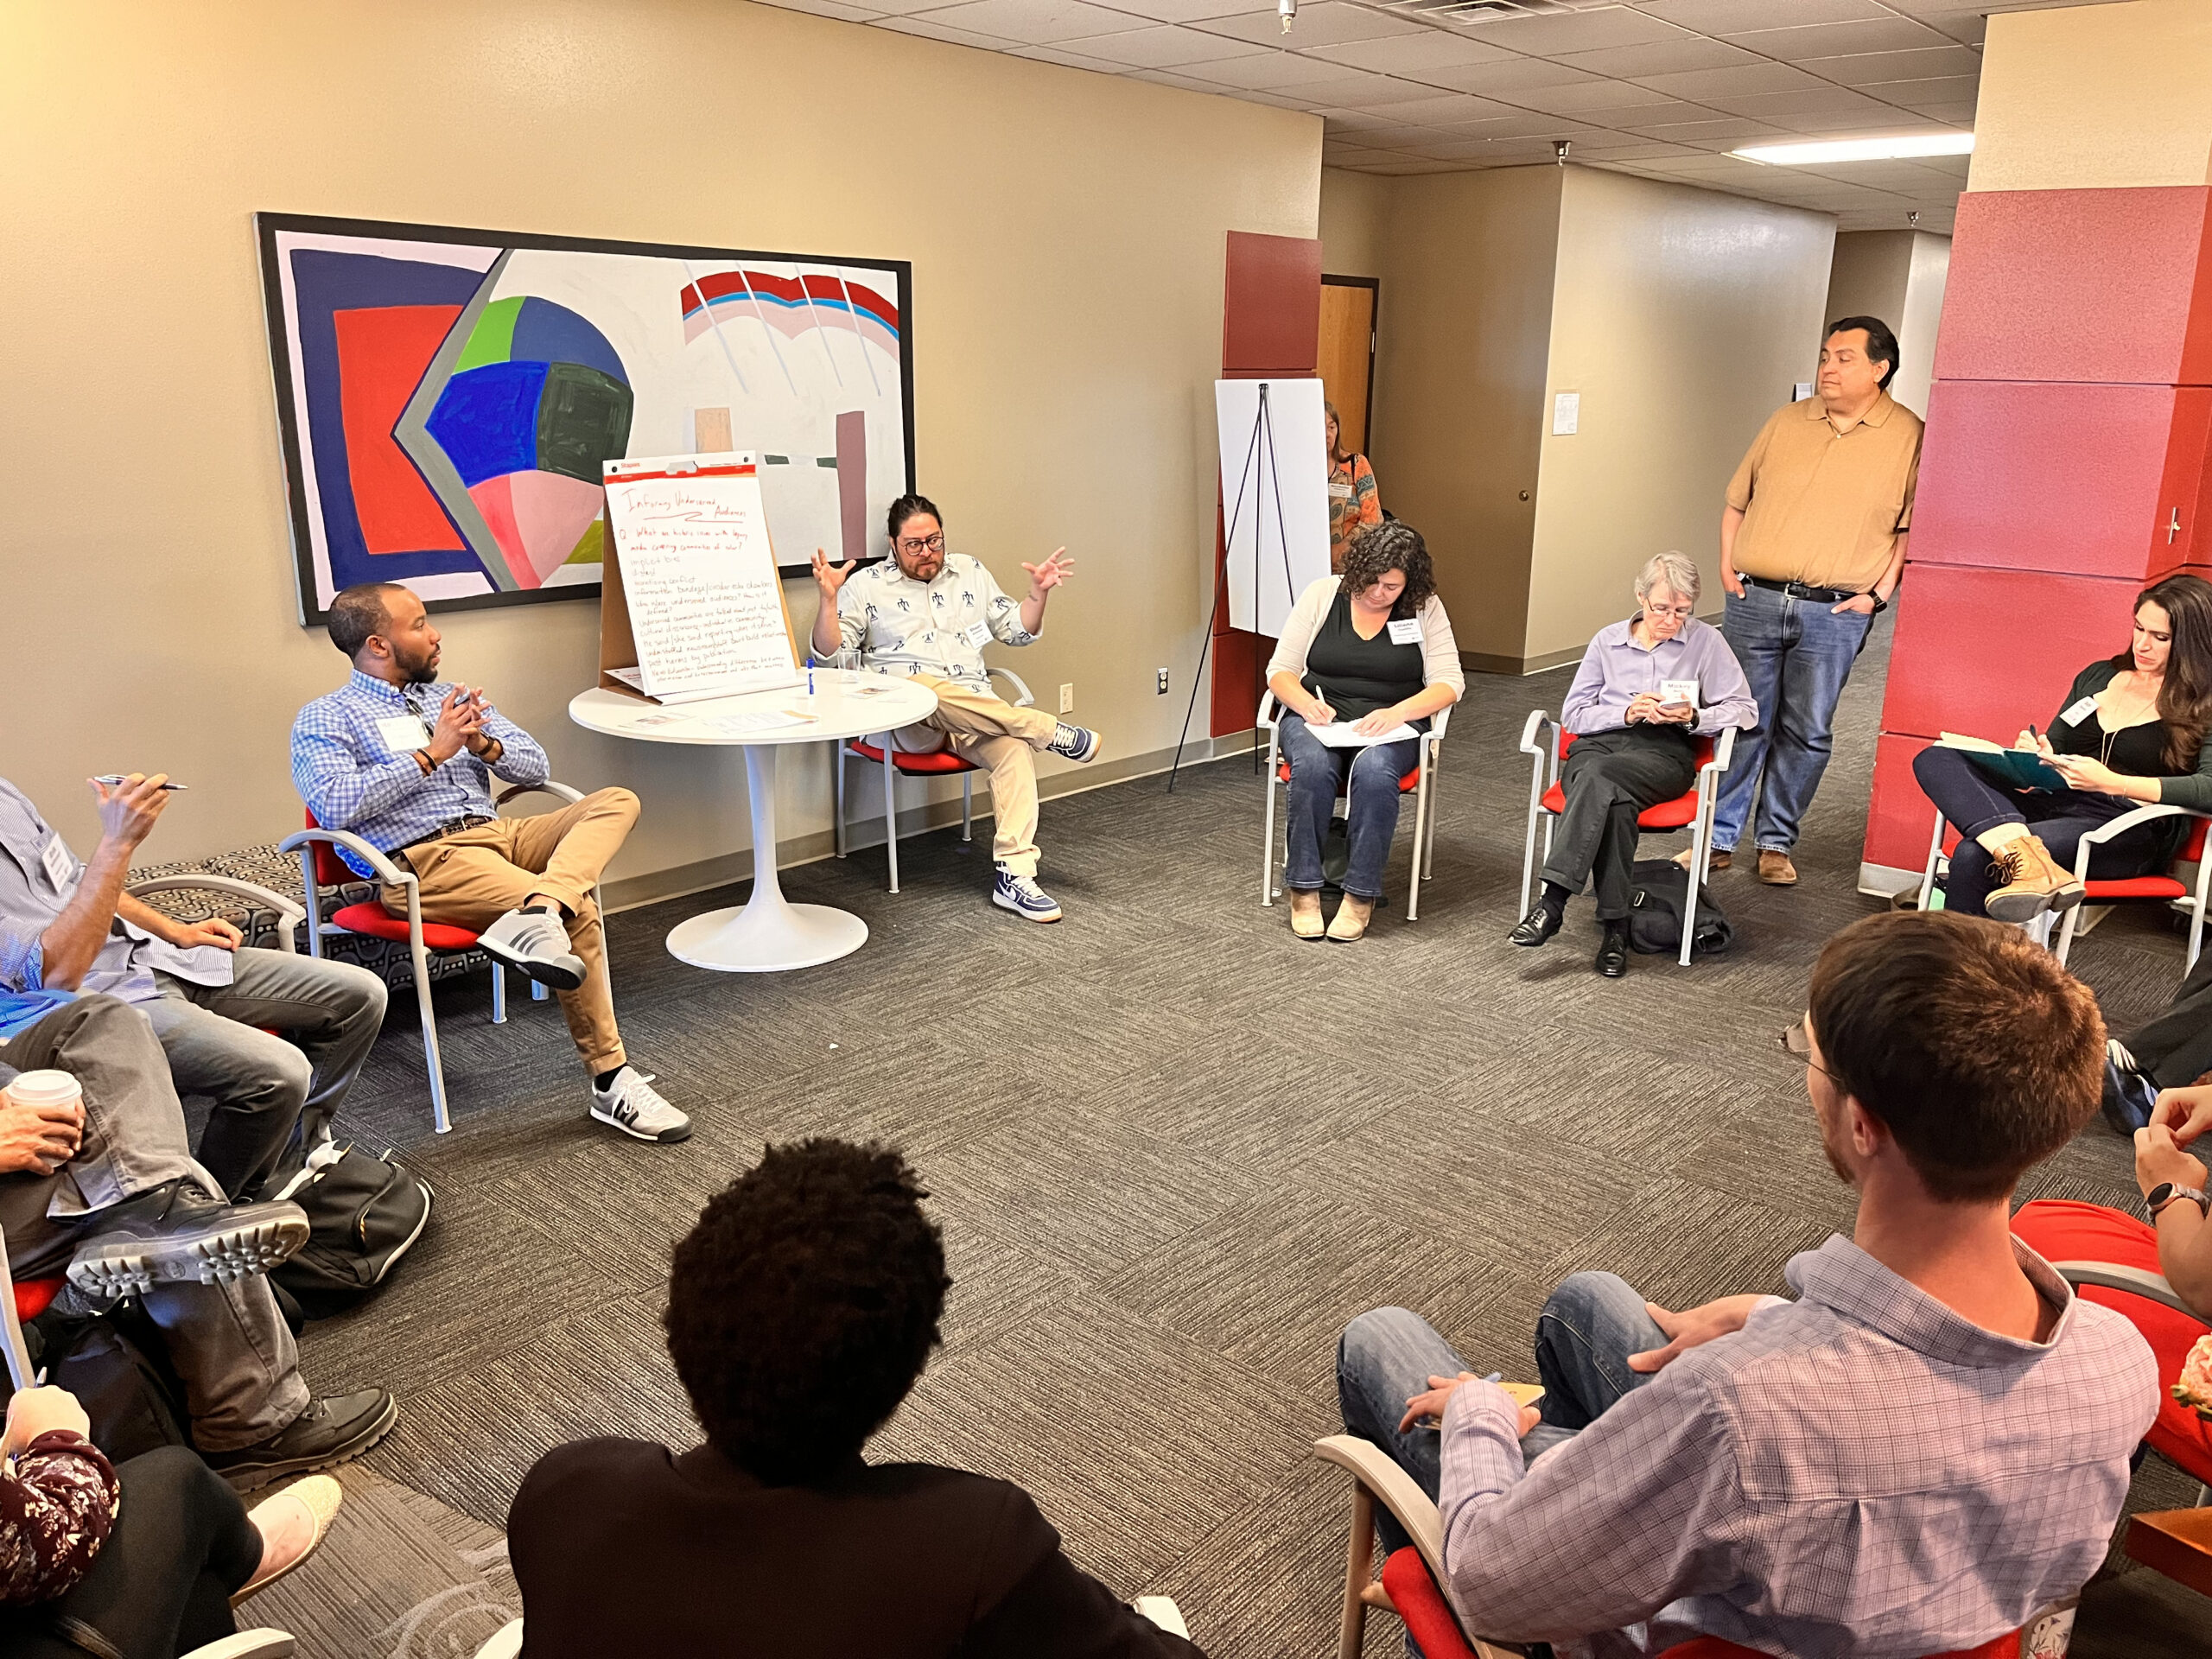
[1339,910,2158,1658]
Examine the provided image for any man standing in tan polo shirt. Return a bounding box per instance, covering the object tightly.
[1700,316,1921,887]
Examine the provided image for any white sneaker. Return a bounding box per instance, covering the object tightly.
[590,1066,692,1143]
[991,868,1064,923]
[478,907,585,991]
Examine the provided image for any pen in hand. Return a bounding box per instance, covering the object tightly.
[92,775,187,791]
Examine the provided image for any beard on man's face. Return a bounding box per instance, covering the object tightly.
[396,644,441,685]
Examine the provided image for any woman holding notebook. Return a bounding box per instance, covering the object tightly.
[1914,572,2212,921]
[1266,522,1462,943]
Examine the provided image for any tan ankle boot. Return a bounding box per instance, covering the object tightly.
[1326,893,1375,942]
[1985,834,2087,922]
[1289,889,1325,940]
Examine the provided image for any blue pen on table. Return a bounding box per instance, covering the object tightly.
[806,657,816,696]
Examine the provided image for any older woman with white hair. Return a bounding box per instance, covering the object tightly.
[1510,552,1757,977]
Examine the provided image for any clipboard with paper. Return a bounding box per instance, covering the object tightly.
[598,454,804,705]
[1937,732,2069,791]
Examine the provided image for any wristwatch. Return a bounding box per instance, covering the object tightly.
[2145,1181,2211,1217]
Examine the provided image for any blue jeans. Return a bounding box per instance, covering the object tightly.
[1911,744,2164,918]
[1711,583,1873,855]
[1335,1274,1668,1560]
[1280,712,1421,901]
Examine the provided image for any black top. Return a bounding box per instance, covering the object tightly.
[507,1438,1206,1659]
[2046,660,2170,777]
[1303,592,1424,721]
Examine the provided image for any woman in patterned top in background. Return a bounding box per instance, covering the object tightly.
[0,1383,340,1659]
[1325,401,1381,575]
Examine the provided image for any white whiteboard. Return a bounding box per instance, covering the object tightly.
[602,454,804,702]
[1216,378,1331,638]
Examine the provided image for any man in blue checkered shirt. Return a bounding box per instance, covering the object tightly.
[291,583,688,1144]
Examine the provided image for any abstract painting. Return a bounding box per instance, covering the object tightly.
[257,213,914,622]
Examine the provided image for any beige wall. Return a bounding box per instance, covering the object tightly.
[1824,229,1950,420]
[1319,167,1390,281]
[1523,168,1833,664]
[0,0,1317,894]
[1973,0,2212,192]
[1365,168,1563,667]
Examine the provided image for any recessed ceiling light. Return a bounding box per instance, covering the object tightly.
[1732,133,1974,165]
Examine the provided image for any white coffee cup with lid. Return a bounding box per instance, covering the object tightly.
[3,1071,81,1113]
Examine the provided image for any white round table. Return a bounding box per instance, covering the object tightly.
[569,672,938,972]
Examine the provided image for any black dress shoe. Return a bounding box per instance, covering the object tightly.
[66,1179,310,1298]
[1594,926,1630,978]
[1509,905,1563,947]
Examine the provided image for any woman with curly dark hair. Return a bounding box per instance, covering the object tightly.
[1264,521,1463,941]
[1914,571,2212,921]
[505,1139,1204,1658]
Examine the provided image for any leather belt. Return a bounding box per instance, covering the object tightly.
[1741,575,1859,606]
[395,814,496,860]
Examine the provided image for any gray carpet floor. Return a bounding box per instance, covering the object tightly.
[248,612,2209,1656]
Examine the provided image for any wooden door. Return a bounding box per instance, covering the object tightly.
[1317,276,1378,455]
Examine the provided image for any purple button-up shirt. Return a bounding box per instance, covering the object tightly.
[1560,615,1756,738]
[1437,1236,2158,1658]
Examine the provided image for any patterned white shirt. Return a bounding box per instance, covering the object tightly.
[1437,1236,2158,1658]
[833,553,1037,693]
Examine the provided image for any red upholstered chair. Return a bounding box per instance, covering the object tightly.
[1256,690,1450,922]
[281,782,599,1135]
[1517,712,1737,967]
[833,665,1034,894]
[1316,1433,2042,1659]
[1918,803,2212,978]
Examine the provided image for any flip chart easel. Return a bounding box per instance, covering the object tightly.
[598,454,804,704]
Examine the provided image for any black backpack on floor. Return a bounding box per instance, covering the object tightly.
[264,1138,435,1320]
[1625,858,1734,958]
[29,1297,193,1460]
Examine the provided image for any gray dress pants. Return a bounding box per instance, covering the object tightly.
[0,996,307,1452]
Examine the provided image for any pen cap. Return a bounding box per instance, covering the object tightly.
[4,1071,80,1109]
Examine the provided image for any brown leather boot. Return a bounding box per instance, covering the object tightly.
[1326,894,1375,942]
[1675,845,1731,874]
[1288,889,1325,941]
[1984,835,2087,923]
[1757,850,1799,887]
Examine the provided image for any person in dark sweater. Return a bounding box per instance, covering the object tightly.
[1913,572,2212,922]
[505,1140,1204,1658]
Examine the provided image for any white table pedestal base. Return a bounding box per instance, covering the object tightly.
[664,745,868,972]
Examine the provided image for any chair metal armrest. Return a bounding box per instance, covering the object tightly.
[987,664,1036,709]
[1429,702,1452,741]
[125,877,306,953]
[2053,1259,2206,1321]
[276,828,413,889]
[1517,709,1550,758]
[2070,804,2199,880]
[1706,724,1739,774]
[1257,690,1281,730]
[1314,1434,1446,1586]
[496,779,586,810]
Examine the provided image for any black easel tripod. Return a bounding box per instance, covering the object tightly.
[1169,381,1301,791]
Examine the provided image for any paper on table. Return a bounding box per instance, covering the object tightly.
[703,709,817,737]
[606,665,645,691]
[1309,721,1417,748]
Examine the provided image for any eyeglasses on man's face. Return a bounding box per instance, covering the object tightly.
[1777,1014,1840,1084]
[896,533,946,556]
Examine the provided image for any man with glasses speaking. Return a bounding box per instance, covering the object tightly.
[811,495,1101,925]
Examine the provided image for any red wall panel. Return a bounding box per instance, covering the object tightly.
[1866,733,1942,874]
[1910,381,2212,575]
[1935,187,2212,386]
[1878,563,2141,741]
[1223,232,1322,375]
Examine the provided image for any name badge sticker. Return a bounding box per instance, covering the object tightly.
[1329,480,1355,501]
[1386,618,1424,645]
[377,715,434,753]
[963,621,991,649]
[2060,696,2098,728]
[39,835,73,893]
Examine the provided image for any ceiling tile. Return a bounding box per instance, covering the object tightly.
[1630,60,1831,99]
[1053,22,1269,65]
[761,0,885,20]
[1314,105,1406,132]
[1700,85,1894,120]
[1499,81,1707,118]
[1004,41,1124,67]
[1122,64,1253,91]
[1172,47,1354,86]
[1363,91,1529,125]
[1908,100,1979,124]
[1637,0,1889,29]
[1445,7,1689,55]
[1798,45,1981,87]
[1195,3,1426,48]
[1277,72,1465,107]
[1862,73,1981,109]
[1621,115,1796,144]
[1573,140,1701,160]
[1720,17,1953,60]
[873,15,1023,47]
[1407,57,1604,96]
[1293,32,1522,74]
[1427,110,1599,142]
[1550,37,1758,78]
[1082,0,1261,20]
[903,0,1155,43]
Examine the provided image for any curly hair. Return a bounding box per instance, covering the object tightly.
[663,1139,950,1484]
[1339,520,1435,620]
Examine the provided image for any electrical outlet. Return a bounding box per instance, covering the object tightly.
[1058,683,1074,714]
[1156,668,1169,695]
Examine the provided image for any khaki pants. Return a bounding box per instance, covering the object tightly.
[891,675,1058,878]
[381,787,639,1075]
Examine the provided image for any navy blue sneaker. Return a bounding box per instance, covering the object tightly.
[992,868,1064,923]
[2101,1057,2157,1136]
[1046,723,1103,764]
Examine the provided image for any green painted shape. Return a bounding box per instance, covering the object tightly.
[563,516,605,567]
[454,296,524,372]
